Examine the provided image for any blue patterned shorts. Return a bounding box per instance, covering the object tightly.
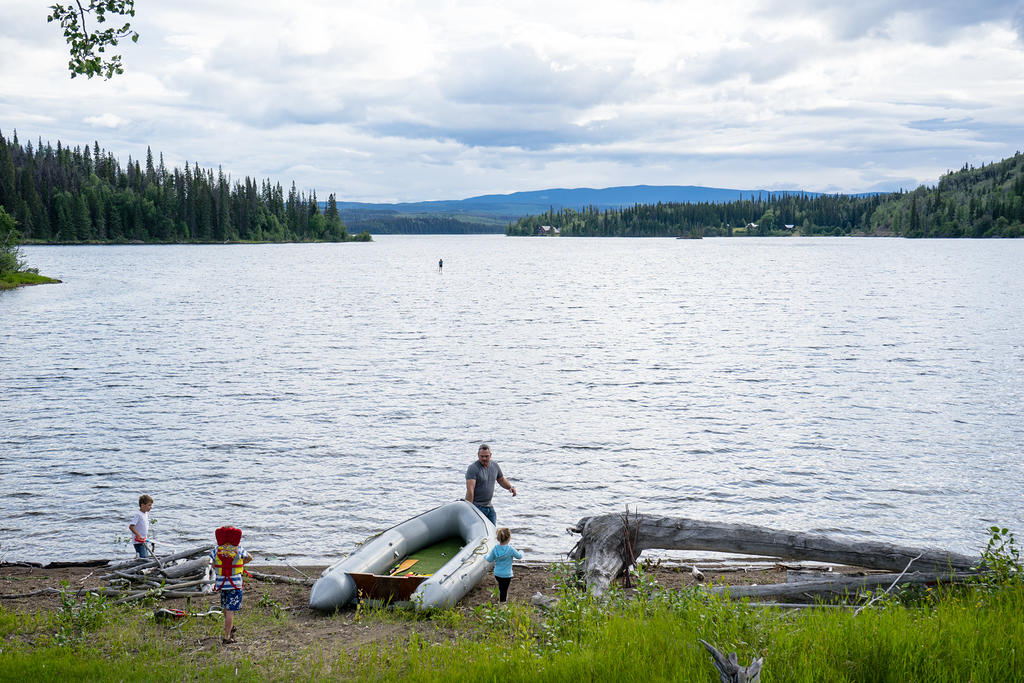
[219,588,243,611]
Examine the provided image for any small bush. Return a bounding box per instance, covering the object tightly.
[0,207,25,276]
[54,583,110,645]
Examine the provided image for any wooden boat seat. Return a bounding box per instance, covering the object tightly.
[348,572,429,602]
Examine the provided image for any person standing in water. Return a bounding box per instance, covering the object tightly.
[438,258,443,272]
[465,444,516,524]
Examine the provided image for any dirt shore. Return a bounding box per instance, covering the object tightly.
[0,560,795,655]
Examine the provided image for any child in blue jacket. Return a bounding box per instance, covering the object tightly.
[485,527,523,603]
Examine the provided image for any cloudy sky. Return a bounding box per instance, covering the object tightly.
[2,1,1023,202]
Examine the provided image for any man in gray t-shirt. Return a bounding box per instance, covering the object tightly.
[465,443,516,524]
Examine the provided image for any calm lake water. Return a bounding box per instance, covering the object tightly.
[2,236,1023,565]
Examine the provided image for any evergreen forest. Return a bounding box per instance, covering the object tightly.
[4,128,1022,243]
[508,152,1024,238]
[0,131,368,244]
[339,210,504,234]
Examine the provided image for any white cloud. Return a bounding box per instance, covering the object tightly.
[83,113,131,129]
[1,0,1023,201]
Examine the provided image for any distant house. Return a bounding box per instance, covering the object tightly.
[745,222,758,231]
[784,224,795,231]
[536,225,560,236]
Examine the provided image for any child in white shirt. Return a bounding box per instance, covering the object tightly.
[128,495,153,558]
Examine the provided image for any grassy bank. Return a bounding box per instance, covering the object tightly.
[0,271,62,290]
[2,567,1022,682]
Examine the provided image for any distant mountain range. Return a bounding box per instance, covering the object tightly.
[335,185,875,234]
[338,184,848,219]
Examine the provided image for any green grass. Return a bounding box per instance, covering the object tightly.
[2,576,1022,682]
[0,271,61,290]
[396,537,466,576]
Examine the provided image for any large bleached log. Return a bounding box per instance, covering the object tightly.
[568,513,979,595]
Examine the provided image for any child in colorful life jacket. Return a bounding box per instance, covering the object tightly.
[484,527,523,603]
[210,526,252,644]
[128,495,153,558]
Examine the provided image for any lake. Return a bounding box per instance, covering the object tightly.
[2,236,1022,565]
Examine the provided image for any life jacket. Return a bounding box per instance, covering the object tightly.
[213,543,246,590]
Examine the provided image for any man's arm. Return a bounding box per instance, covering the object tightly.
[497,476,517,497]
[465,479,476,502]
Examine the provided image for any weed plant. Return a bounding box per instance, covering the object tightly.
[53,583,110,645]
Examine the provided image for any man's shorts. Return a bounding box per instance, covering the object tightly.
[219,588,243,611]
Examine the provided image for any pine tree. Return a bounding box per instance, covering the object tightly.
[145,146,156,186]
[326,192,340,220]
[0,134,16,211]
[73,192,92,241]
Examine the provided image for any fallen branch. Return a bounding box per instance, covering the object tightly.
[247,570,314,586]
[0,588,63,599]
[284,562,312,581]
[853,553,921,616]
[111,586,209,605]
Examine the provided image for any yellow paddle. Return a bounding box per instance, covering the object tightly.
[390,558,419,575]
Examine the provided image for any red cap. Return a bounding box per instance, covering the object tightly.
[215,526,242,546]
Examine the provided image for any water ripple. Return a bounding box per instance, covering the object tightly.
[2,237,1023,563]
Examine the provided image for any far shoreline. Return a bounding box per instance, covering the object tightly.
[19,235,373,247]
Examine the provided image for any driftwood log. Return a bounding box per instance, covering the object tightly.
[569,513,978,595]
[44,559,110,569]
[159,557,211,580]
[247,570,314,586]
[709,570,976,601]
[98,545,216,603]
[700,640,763,683]
[106,545,214,574]
[2,544,313,605]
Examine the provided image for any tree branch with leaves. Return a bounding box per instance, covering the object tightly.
[47,1,139,79]
[1,207,27,276]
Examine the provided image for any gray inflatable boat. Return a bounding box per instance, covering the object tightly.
[309,500,497,611]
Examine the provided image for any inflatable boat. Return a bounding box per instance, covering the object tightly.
[309,500,497,610]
